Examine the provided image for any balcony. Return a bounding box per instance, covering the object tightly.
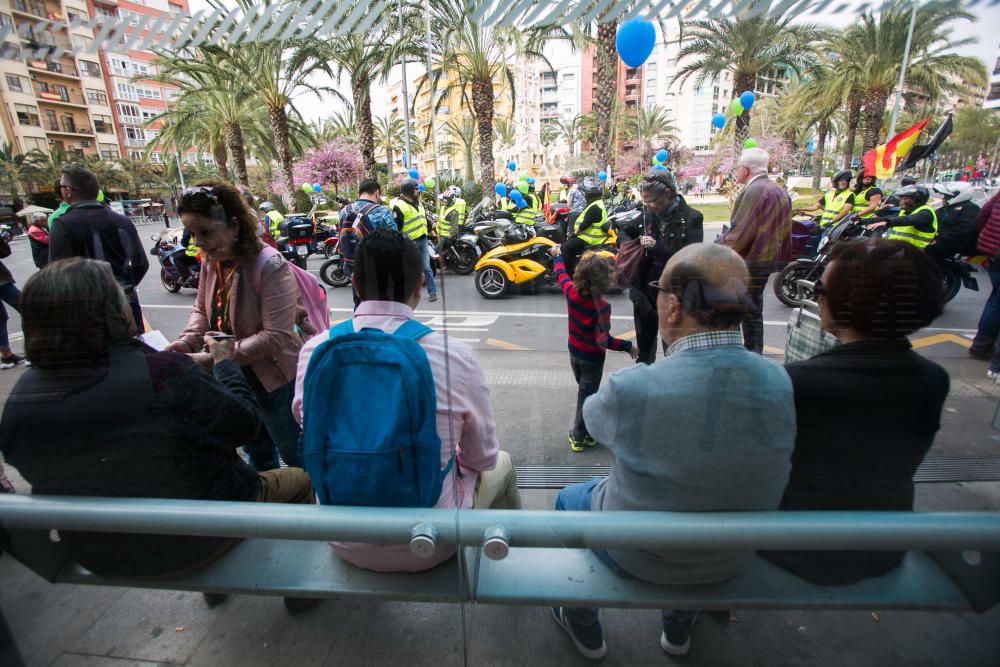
[34,85,87,107]
[123,136,147,148]
[26,59,79,80]
[45,120,93,136]
[93,0,118,6]
[11,0,48,20]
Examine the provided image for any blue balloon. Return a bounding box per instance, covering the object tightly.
[511,192,525,205]
[655,149,668,163]
[615,19,656,68]
[408,168,419,179]
[739,91,756,110]
[527,176,536,185]
[652,165,667,172]
[597,171,608,181]
[418,183,425,192]
[711,113,726,129]
[312,183,321,192]
[494,183,507,196]
[507,161,517,171]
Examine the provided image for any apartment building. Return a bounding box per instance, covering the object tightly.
[1,0,118,160]
[983,43,999,111]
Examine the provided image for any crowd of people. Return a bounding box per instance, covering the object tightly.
[0,154,994,659]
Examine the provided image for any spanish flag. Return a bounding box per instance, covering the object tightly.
[862,117,930,179]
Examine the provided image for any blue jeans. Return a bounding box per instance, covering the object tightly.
[418,236,436,296]
[244,378,302,470]
[555,479,696,633]
[973,264,1000,364]
[0,283,21,352]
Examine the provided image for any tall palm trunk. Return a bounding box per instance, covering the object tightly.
[593,18,618,171]
[268,105,295,210]
[861,89,890,155]
[811,117,829,191]
[733,73,756,154]
[224,122,250,191]
[385,139,393,178]
[843,98,861,169]
[212,142,229,183]
[471,78,496,199]
[353,76,378,180]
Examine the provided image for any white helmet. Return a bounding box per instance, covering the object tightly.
[260,201,275,212]
[932,181,974,206]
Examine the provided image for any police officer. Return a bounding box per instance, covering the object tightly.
[436,186,466,253]
[560,177,609,277]
[391,179,437,302]
[260,202,284,239]
[512,181,540,226]
[866,184,937,249]
[796,169,855,228]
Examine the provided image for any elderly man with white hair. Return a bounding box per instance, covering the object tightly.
[717,147,793,353]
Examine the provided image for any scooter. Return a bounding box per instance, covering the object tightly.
[149,228,199,293]
[276,214,315,269]
[936,252,980,303]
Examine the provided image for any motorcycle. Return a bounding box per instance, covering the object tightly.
[149,228,199,293]
[276,214,316,269]
[437,224,481,275]
[937,253,980,302]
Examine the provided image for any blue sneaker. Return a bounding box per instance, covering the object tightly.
[551,607,607,660]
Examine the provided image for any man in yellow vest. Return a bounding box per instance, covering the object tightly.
[260,202,285,238]
[176,228,201,284]
[795,169,855,228]
[436,186,466,252]
[391,179,437,301]
[561,177,610,277]
[865,184,937,249]
[513,181,540,226]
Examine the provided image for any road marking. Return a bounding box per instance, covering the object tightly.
[763,345,784,355]
[910,333,972,350]
[485,338,532,351]
[619,330,637,340]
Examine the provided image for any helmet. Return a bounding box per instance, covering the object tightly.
[932,181,974,206]
[400,179,418,196]
[448,185,462,197]
[832,169,853,187]
[896,184,930,207]
[260,202,274,211]
[900,175,918,186]
[503,225,531,245]
[581,176,603,198]
[560,176,574,186]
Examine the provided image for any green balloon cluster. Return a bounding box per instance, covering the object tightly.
[730,99,744,116]
[743,138,758,149]
[424,177,435,190]
[301,183,313,194]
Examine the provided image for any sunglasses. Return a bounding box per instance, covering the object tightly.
[648,280,671,295]
[181,186,217,200]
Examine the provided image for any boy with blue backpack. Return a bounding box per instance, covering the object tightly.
[338,179,397,308]
[293,230,521,572]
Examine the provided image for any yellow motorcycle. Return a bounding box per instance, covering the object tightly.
[474,223,616,299]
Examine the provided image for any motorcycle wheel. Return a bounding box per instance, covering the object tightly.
[774,261,819,307]
[324,244,338,260]
[293,255,308,270]
[449,243,478,275]
[941,266,962,303]
[475,267,509,299]
[319,259,351,288]
[161,267,181,293]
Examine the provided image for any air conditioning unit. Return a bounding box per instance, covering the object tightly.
[47,138,56,144]
[81,140,91,147]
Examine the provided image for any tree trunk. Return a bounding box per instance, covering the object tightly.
[353,76,378,180]
[471,78,495,200]
[268,105,295,210]
[385,141,393,180]
[593,17,618,171]
[225,122,250,191]
[811,117,829,191]
[213,142,229,183]
[733,73,756,156]
[861,89,890,156]
[843,98,861,169]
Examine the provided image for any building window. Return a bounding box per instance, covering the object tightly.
[116,82,139,101]
[87,88,108,106]
[94,6,115,21]
[168,3,183,16]
[14,104,40,126]
[0,13,12,29]
[100,143,119,161]
[135,84,162,100]
[23,136,47,152]
[150,151,162,164]
[79,60,102,77]
[93,114,113,133]
[118,9,141,25]
[72,35,94,52]
[141,109,158,122]
[5,73,25,93]
[645,94,656,105]
[117,102,140,120]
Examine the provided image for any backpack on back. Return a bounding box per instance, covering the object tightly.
[339,202,378,263]
[251,246,330,333]
[301,320,452,507]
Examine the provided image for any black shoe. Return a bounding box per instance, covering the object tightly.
[661,611,700,656]
[551,607,607,660]
[283,596,322,614]
[202,593,228,608]
[969,346,993,361]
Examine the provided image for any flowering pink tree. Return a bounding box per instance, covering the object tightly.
[273,139,364,195]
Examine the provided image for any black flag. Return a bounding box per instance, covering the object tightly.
[900,114,953,170]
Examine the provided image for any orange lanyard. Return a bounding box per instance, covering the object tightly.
[213,262,237,333]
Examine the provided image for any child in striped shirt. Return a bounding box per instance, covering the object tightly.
[550,247,638,451]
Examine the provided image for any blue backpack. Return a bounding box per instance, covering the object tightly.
[301,319,453,507]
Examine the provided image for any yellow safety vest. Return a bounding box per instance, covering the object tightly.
[852,186,878,218]
[574,199,609,245]
[885,204,938,249]
[391,198,427,239]
[513,193,539,226]
[185,234,199,258]
[266,210,284,236]
[436,198,466,237]
[820,189,853,227]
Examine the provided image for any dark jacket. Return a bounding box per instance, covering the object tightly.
[762,340,949,585]
[0,238,12,287]
[935,202,981,255]
[49,201,149,286]
[0,344,261,576]
[719,174,793,271]
[27,223,49,269]
[631,195,704,309]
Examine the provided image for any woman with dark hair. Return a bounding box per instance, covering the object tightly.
[165,180,314,470]
[763,238,949,584]
[851,170,883,219]
[0,258,313,577]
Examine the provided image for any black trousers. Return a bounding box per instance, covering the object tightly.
[742,268,772,354]
[632,292,660,365]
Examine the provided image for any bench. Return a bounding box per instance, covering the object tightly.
[2,496,999,660]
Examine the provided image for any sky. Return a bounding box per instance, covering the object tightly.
[186,1,1000,124]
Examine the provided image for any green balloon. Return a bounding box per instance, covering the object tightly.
[652,157,663,166]
[730,99,744,116]
[424,177,435,189]
[743,138,758,148]
[518,172,529,182]
[301,183,313,193]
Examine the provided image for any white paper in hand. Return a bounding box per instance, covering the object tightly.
[140,330,170,351]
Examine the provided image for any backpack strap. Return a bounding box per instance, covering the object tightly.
[250,245,282,293]
[394,318,433,341]
[327,319,355,340]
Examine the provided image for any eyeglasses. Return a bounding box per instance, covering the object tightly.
[648,280,670,296]
[58,183,73,191]
[181,186,217,200]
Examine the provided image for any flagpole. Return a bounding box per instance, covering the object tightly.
[398,0,412,171]
[886,1,917,141]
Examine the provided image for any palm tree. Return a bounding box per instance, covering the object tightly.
[675,0,823,151]
[592,15,619,172]
[493,117,517,167]
[374,115,407,178]
[311,107,358,144]
[835,0,987,155]
[631,104,679,150]
[116,156,164,198]
[426,0,564,197]
[0,143,45,206]
[779,68,844,189]
[442,118,477,182]
[541,115,586,157]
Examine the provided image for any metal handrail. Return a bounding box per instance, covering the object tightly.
[1,495,998,552]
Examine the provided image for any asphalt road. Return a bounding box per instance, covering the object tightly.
[3,222,999,469]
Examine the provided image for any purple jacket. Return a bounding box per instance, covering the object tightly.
[720,175,793,271]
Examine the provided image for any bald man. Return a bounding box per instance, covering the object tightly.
[551,244,796,660]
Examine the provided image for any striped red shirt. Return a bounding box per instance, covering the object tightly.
[554,257,633,363]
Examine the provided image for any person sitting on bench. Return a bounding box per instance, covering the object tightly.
[762,239,949,584]
[0,258,314,579]
[550,244,796,660]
